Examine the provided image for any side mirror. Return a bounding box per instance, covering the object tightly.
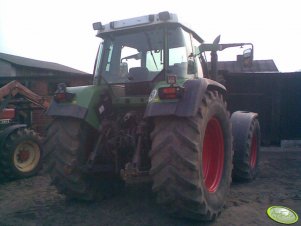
[243,48,253,58]
[242,48,253,67]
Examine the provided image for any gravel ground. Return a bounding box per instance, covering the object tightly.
[0,147,300,226]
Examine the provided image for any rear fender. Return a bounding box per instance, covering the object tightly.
[230,111,259,157]
[144,78,226,117]
[46,85,104,129]
[0,124,27,148]
[230,111,258,135]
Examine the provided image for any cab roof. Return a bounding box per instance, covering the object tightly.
[93,11,204,43]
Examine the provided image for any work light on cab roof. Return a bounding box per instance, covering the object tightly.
[92,11,178,33]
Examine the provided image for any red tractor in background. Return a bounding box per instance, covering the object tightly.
[0,80,49,181]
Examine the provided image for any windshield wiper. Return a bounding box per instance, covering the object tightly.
[144,32,158,70]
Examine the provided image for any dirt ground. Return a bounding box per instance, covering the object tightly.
[0,147,300,226]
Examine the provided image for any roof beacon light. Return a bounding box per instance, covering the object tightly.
[93,22,104,30]
[159,11,171,21]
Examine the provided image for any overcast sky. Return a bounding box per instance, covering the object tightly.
[0,0,300,73]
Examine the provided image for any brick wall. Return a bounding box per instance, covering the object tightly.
[5,68,92,136]
[28,76,92,136]
[0,64,92,136]
[31,78,91,136]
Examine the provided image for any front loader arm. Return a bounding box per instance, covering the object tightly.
[0,80,49,110]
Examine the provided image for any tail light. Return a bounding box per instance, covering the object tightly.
[54,92,75,103]
[54,83,75,103]
[158,86,184,100]
[158,74,184,100]
[0,108,15,120]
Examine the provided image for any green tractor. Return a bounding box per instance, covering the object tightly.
[44,12,260,221]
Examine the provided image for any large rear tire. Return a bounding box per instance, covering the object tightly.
[150,90,233,221]
[43,118,122,201]
[43,118,99,200]
[0,128,42,180]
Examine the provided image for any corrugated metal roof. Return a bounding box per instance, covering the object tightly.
[209,60,279,73]
[0,52,88,74]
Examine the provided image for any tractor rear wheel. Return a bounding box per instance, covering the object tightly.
[43,118,99,200]
[43,118,122,201]
[150,90,233,221]
[0,128,42,180]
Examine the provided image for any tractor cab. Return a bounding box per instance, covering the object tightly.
[92,12,204,97]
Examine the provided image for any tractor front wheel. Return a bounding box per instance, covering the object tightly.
[0,128,42,180]
[231,112,261,181]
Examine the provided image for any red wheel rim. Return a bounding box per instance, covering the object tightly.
[250,133,257,168]
[202,117,224,193]
[18,148,30,162]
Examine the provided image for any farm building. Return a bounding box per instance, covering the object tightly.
[0,52,92,135]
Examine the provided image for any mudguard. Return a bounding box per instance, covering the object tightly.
[230,111,259,157]
[46,101,88,119]
[144,78,226,117]
[230,111,258,140]
[45,85,103,130]
[0,124,27,148]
